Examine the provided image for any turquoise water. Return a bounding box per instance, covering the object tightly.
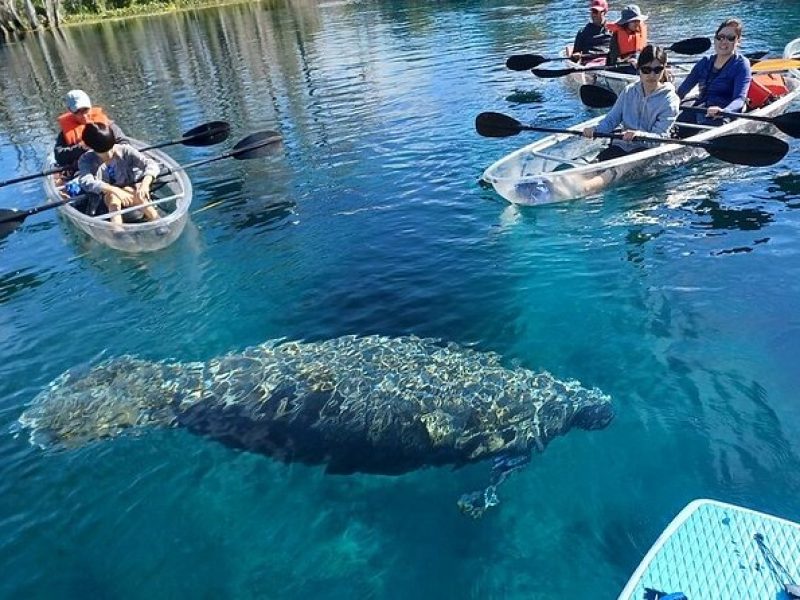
[1,1,800,597]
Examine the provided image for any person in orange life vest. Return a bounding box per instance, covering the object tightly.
[76,123,160,226]
[571,0,612,63]
[606,4,648,67]
[54,89,127,171]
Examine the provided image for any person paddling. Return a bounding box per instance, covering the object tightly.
[76,123,160,227]
[583,44,679,161]
[675,18,751,132]
[606,4,649,68]
[571,0,612,63]
[54,90,128,173]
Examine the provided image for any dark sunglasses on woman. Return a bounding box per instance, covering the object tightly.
[639,65,665,74]
[715,34,737,42]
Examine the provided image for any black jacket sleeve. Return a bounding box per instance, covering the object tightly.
[53,131,87,168]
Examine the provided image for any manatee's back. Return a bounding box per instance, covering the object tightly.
[174,336,561,475]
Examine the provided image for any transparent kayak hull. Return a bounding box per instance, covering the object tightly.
[484,39,800,206]
[43,139,192,252]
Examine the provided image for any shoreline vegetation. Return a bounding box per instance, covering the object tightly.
[63,0,253,25]
[0,0,261,39]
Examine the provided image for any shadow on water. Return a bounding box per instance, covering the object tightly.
[505,89,545,104]
[689,197,774,232]
[0,267,48,304]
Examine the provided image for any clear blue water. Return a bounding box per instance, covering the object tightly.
[1,1,800,597]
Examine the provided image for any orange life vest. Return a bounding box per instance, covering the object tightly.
[746,73,790,110]
[56,107,112,146]
[607,21,648,57]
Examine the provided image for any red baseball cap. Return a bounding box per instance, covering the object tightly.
[590,0,608,11]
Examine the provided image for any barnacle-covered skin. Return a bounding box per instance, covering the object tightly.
[19,335,613,477]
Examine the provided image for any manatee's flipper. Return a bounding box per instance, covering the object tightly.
[456,453,531,519]
[457,485,501,519]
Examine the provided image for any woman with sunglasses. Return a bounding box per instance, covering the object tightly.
[676,19,752,128]
[583,44,679,162]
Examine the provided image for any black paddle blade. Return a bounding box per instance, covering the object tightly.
[230,130,283,159]
[706,133,788,166]
[669,36,711,55]
[580,84,617,108]
[506,54,545,71]
[772,111,800,138]
[182,121,231,147]
[0,209,26,238]
[531,67,576,79]
[475,112,523,138]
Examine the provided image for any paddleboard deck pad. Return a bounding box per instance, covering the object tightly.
[618,499,800,599]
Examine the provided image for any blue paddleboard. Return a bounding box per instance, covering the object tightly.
[618,499,800,600]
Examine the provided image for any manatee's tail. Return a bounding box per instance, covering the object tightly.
[18,356,199,449]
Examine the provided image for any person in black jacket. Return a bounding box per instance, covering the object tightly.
[571,0,611,63]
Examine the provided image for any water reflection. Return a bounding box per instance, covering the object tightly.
[770,172,800,208]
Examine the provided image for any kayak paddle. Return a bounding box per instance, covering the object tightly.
[474,111,788,167]
[0,120,231,189]
[508,37,712,72]
[0,130,282,239]
[532,62,634,79]
[506,51,607,71]
[680,106,800,137]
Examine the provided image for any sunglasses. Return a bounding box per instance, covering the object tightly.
[715,34,737,42]
[639,65,665,74]
[590,8,604,12]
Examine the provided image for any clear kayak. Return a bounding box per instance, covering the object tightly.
[43,140,192,252]
[483,38,800,206]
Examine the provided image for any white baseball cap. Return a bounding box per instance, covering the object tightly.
[65,89,92,113]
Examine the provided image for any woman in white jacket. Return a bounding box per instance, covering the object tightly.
[583,44,680,162]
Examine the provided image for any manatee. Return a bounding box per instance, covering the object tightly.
[18,335,613,517]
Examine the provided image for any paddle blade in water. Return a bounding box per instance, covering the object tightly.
[669,37,712,55]
[506,54,546,71]
[772,111,800,138]
[705,133,788,167]
[230,130,283,159]
[580,84,617,108]
[0,209,25,238]
[475,112,523,138]
[182,121,231,147]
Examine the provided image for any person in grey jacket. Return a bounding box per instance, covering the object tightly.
[77,122,161,226]
[583,44,680,162]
